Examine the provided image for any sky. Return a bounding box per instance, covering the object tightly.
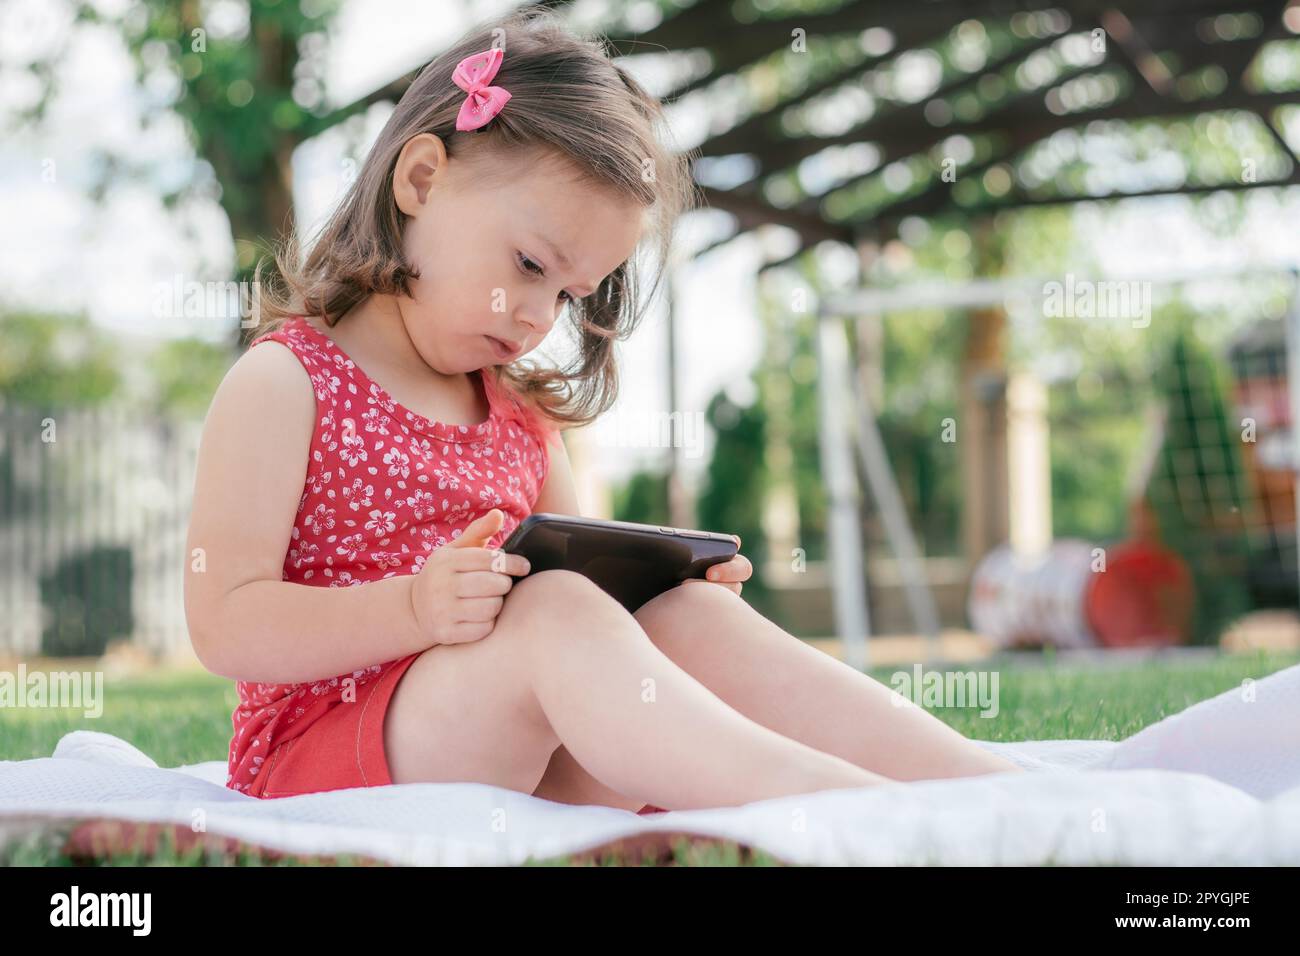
[2,0,1300,494]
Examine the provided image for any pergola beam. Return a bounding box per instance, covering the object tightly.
[696,28,1063,162]
[727,81,1299,244]
[698,185,856,245]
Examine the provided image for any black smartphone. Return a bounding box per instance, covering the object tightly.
[501,512,740,614]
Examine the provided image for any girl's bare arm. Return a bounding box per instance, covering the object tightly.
[183,341,426,684]
[530,427,582,517]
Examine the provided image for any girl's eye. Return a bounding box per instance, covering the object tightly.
[517,252,572,303]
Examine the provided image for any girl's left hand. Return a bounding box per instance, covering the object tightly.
[684,534,751,596]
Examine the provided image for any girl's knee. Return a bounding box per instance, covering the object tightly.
[635,579,737,626]
[502,569,653,654]
[506,568,620,614]
[515,567,603,593]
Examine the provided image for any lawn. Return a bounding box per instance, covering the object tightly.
[2,648,1297,866]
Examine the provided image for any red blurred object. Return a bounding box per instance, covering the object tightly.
[1083,538,1194,648]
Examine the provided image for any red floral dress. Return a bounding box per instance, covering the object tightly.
[225,316,553,798]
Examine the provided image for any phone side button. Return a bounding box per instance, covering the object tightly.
[658,527,676,534]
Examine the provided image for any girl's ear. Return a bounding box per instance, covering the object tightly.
[393,133,449,215]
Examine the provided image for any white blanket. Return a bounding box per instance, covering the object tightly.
[2,662,1299,866]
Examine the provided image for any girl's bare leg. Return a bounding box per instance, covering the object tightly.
[629,582,1025,781]
[384,570,889,812]
[531,583,1022,810]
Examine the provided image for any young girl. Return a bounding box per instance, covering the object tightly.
[184,8,1023,813]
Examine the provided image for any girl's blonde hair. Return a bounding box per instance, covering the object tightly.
[249,6,699,435]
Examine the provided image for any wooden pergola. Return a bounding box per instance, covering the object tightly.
[320,2,1295,230]
[318,1,1299,651]
[607,0,1299,247]
[588,0,1300,659]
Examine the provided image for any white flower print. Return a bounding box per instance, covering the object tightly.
[306,465,333,495]
[289,539,320,568]
[384,446,411,479]
[407,489,437,520]
[361,405,391,435]
[371,551,403,570]
[304,503,336,534]
[455,457,484,482]
[433,464,461,492]
[340,428,368,467]
[443,499,472,522]
[414,525,449,550]
[336,533,366,562]
[365,509,397,535]
[341,477,374,511]
[369,381,398,416]
[309,676,340,696]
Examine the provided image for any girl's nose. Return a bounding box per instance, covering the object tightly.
[516,304,558,337]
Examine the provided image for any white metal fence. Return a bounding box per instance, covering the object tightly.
[0,402,202,658]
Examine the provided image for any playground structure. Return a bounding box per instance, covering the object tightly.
[620,0,1300,666]
[812,267,1300,669]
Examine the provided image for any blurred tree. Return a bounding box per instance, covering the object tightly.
[15,0,347,345]
[611,468,670,526]
[0,311,121,406]
[694,385,770,605]
[0,307,229,415]
[1047,374,1147,541]
[149,336,235,418]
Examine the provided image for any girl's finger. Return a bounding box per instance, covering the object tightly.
[487,548,531,576]
[454,594,506,622]
[705,561,734,582]
[684,576,742,596]
[706,555,751,583]
[456,569,517,597]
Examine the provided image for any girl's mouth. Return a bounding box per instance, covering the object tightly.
[485,336,519,361]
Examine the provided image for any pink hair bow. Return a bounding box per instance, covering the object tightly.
[452,47,512,132]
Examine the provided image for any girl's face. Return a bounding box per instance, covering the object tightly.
[392,135,648,376]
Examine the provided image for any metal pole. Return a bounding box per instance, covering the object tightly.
[665,258,693,529]
[1285,268,1300,608]
[847,351,944,661]
[815,314,870,671]
[823,264,1300,316]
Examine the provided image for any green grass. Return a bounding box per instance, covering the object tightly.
[2,649,1296,866]
[876,649,1300,743]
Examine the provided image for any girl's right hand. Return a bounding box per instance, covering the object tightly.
[410,509,531,646]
